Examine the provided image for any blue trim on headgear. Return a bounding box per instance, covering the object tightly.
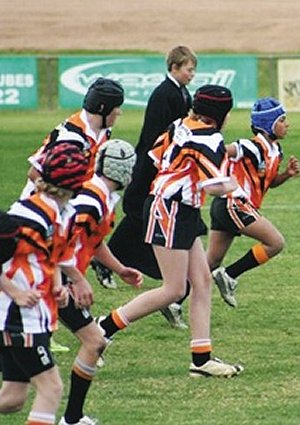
[251,97,286,139]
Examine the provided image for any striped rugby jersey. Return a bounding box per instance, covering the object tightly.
[148,117,230,208]
[21,109,111,199]
[0,193,75,342]
[70,175,120,274]
[228,133,283,209]
[32,109,111,178]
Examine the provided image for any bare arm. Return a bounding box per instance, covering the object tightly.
[52,267,69,309]
[0,274,42,308]
[270,155,300,187]
[61,265,94,307]
[95,241,143,288]
[204,176,238,197]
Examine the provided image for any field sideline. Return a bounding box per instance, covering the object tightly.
[1,108,300,425]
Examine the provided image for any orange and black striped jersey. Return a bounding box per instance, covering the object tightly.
[148,117,230,208]
[28,109,111,179]
[0,193,75,339]
[229,133,283,209]
[70,175,120,274]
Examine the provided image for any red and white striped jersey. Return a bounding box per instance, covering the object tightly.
[148,117,230,208]
[229,133,283,208]
[70,175,120,274]
[0,193,75,338]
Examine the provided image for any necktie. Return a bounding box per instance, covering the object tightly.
[181,86,188,105]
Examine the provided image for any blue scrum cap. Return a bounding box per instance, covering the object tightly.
[251,97,286,139]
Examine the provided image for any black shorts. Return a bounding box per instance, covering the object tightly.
[59,292,93,333]
[210,196,261,236]
[0,345,55,382]
[143,195,207,250]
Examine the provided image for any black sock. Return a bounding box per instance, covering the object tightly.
[64,371,91,423]
[226,249,259,279]
[192,352,211,367]
[100,314,121,339]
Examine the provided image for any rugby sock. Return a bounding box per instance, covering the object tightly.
[191,339,212,366]
[100,308,130,339]
[63,356,96,423]
[226,243,269,279]
[26,411,55,424]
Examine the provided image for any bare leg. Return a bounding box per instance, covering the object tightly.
[75,321,106,365]
[0,381,29,413]
[206,229,234,271]
[121,246,189,322]
[30,366,63,414]
[240,216,284,257]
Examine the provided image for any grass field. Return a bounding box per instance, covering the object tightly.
[1,107,300,425]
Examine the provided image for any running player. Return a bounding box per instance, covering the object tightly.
[0,143,89,425]
[21,77,124,199]
[58,139,143,425]
[207,97,300,307]
[96,85,244,378]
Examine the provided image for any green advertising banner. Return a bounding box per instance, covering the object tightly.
[59,55,257,109]
[0,57,38,109]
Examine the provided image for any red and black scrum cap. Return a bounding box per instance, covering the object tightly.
[41,142,89,191]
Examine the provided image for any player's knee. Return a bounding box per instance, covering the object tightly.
[88,337,106,356]
[172,287,187,302]
[271,233,285,257]
[53,379,64,403]
[81,325,106,355]
[0,395,26,413]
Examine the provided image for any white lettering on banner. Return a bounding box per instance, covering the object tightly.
[60,59,237,107]
[0,88,19,104]
[0,74,34,87]
[192,70,236,87]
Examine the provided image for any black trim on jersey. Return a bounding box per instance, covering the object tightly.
[79,188,100,203]
[239,138,268,195]
[76,188,107,222]
[19,199,54,228]
[4,302,23,334]
[75,204,101,226]
[10,217,50,252]
[192,127,217,137]
[180,140,227,170]
[44,122,91,153]
[20,233,50,258]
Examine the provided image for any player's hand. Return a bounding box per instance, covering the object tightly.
[287,155,300,176]
[53,285,69,308]
[13,288,42,308]
[119,267,143,288]
[70,277,94,308]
